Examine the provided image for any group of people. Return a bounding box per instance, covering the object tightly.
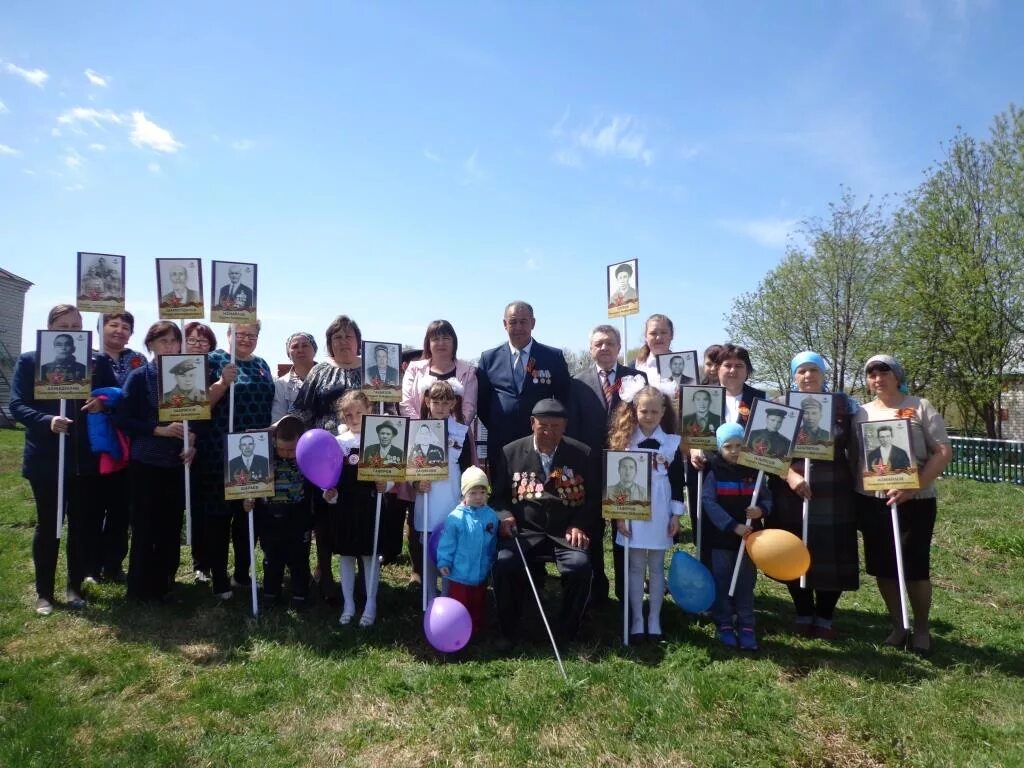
[11,301,951,657]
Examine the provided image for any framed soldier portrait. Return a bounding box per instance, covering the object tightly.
[602,450,652,521]
[788,392,835,460]
[156,258,205,319]
[362,341,402,403]
[681,385,725,450]
[607,259,639,318]
[34,330,93,400]
[224,430,274,500]
[405,419,449,481]
[738,399,802,477]
[77,251,126,313]
[657,350,698,387]
[860,419,919,492]
[210,260,257,323]
[158,354,211,421]
[357,414,408,481]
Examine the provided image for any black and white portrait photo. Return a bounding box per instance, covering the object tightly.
[34,330,93,400]
[738,399,803,477]
[362,340,402,402]
[156,258,205,319]
[607,259,640,318]
[602,450,652,521]
[681,385,725,448]
[224,430,274,499]
[77,251,126,313]
[358,415,409,480]
[158,354,211,421]
[787,392,835,460]
[211,260,258,323]
[656,350,698,387]
[406,418,449,480]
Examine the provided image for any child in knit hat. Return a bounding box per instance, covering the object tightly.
[435,466,500,637]
[702,422,773,651]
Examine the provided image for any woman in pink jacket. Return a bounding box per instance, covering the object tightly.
[399,319,478,585]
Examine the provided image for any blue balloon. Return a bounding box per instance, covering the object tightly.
[668,550,716,614]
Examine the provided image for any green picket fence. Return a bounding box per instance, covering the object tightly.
[945,436,1024,485]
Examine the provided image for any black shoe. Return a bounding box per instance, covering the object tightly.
[494,636,515,654]
[629,633,646,646]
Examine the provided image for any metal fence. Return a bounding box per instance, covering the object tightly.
[944,436,1024,485]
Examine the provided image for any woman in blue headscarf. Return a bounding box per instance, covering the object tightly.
[769,351,861,640]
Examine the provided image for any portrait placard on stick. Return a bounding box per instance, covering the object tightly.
[737,399,802,477]
[77,252,125,313]
[210,260,257,324]
[860,418,919,491]
[224,430,274,500]
[357,414,408,481]
[607,259,639,318]
[34,330,93,400]
[158,354,211,421]
[405,419,449,481]
[362,341,402,403]
[657,350,699,387]
[602,450,652,521]
[681,385,725,450]
[788,392,835,460]
[156,258,205,319]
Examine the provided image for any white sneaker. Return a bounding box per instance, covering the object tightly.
[194,570,210,584]
[215,590,233,601]
[339,611,355,625]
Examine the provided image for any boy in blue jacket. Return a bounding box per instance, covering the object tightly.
[436,466,499,637]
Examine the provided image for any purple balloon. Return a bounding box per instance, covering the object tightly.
[428,526,444,565]
[423,596,472,652]
[296,428,343,490]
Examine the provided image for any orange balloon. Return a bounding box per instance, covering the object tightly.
[744,529,811,581]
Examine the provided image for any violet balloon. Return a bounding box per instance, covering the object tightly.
[423,596,472,652]
[296,428,343,490]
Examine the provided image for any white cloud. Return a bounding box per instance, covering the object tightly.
[0,99,7,114]
[57,107,122,128]
[0,143,20,156]
[64,183,85,192]
[129,111,182,153]
[88,143,106,152]
[84,69,109,87]
[551,111,654,168]
[717,217,798,249]
[423,149,441,163]
[147,161,161,174]
[577,116,654,166]
[231,138,256,151]
[64,148,83,169]
[4,61,49,87]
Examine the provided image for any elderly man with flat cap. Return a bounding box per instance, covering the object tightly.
[162,359,205,405]
[362,420,405,464]
[490,397,595,648]
[747,407,793,459]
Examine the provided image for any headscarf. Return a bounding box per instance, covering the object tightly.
[864,354,909,394]
[716,422,744,450]
[286,332,318,356]
[790,351,827,380]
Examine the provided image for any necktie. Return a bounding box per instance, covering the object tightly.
[513,350,525,392]
[599,369,613,406]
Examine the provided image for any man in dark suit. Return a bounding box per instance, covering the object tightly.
[867,425,911,472]
[746,407,793,459]
[228,434,270,484]
[217,266,253,309]
[681,389,722,436]
[160,264,202,307]
[567,323,645,603]
[664,354,695,385]
[476,301,570,468]
[362,420,405,464]
[491,398,595,648]
[40,333,88,383]
[367,344,400,387]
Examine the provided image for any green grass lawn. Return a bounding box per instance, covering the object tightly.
[1,428,1022,767]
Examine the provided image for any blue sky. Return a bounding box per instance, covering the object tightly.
[2,1,1021,366]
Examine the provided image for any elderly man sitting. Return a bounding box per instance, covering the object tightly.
[490,398,595,648]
